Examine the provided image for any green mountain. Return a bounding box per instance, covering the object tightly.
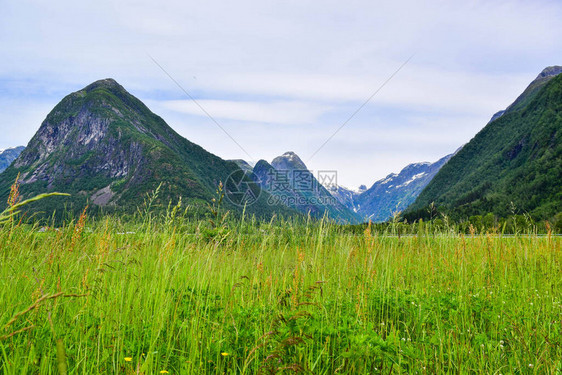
[406,66,562,221]
[0,79,294,219]
[229,159,254,173]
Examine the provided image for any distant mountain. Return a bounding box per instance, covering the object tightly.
[0,146,25,173]
[326,185,366,214]
[230,159,253,173]
[327,155,453,222]
[251,152,361,223]
[406,66,562,220]
[271,152,309,171]
[353,155,454,222]
[0,79,295,219]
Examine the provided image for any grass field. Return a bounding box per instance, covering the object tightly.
[1,214,561,374]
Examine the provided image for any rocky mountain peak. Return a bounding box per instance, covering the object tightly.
[523,65,562,91]
[536,66,562,80]
[489,65,562,123]
[82,78,124,93]
[271,151,308,171]
[13,80,135,170]
[1,79,297,219]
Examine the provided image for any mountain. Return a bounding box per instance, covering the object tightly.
[0,146,25,173]
[326,184,366,214]
[488,110,505,124]
[0,79,295,218]
[406,66,562,221]
[270,152,309,171]
[489,66,562,124]
[230,159,254,173]
[251,152,361,223]
[326,155,453,222]
[350,154,454,222]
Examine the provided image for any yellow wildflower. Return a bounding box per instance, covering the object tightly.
[160,371,169,374]
[221,352,229,356]
[124,357,133,362]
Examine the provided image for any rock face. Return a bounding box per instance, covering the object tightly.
[0,146,24,173]
[0,79,295,218]
[251,152,361,223]
[406,66,562,220]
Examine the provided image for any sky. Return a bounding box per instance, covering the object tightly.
[1,0,561,189]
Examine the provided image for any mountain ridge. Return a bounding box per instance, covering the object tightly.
[406,67,562,220]
[327,154,453,222]
[489,65,562,124]
[0,79,295,219]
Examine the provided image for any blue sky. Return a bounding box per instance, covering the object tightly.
[1,0,561,188]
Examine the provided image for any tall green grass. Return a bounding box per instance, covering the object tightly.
[1,214,561,373]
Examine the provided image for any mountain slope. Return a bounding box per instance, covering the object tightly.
[252,152,361,223]
[0,146,25,173]
[230,159,253,173]
[406,67,562,220]
[326,185,365,214]
[351,154,453,222]
[486,67,562,125]
[0,79,294,218]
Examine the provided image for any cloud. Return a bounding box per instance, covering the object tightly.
[155,99,329,125]
[1,0,561,186]
[171,67,531,115]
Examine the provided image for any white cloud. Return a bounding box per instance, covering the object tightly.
[0,0,561,187]
[155,99,329,125]
[174,67,531,115]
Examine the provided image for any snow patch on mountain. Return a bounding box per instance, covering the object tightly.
[330,153,455,222]
[379,173,398,185]
[396,172,427,188]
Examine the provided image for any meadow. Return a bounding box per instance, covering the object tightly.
[1,206,561,374]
